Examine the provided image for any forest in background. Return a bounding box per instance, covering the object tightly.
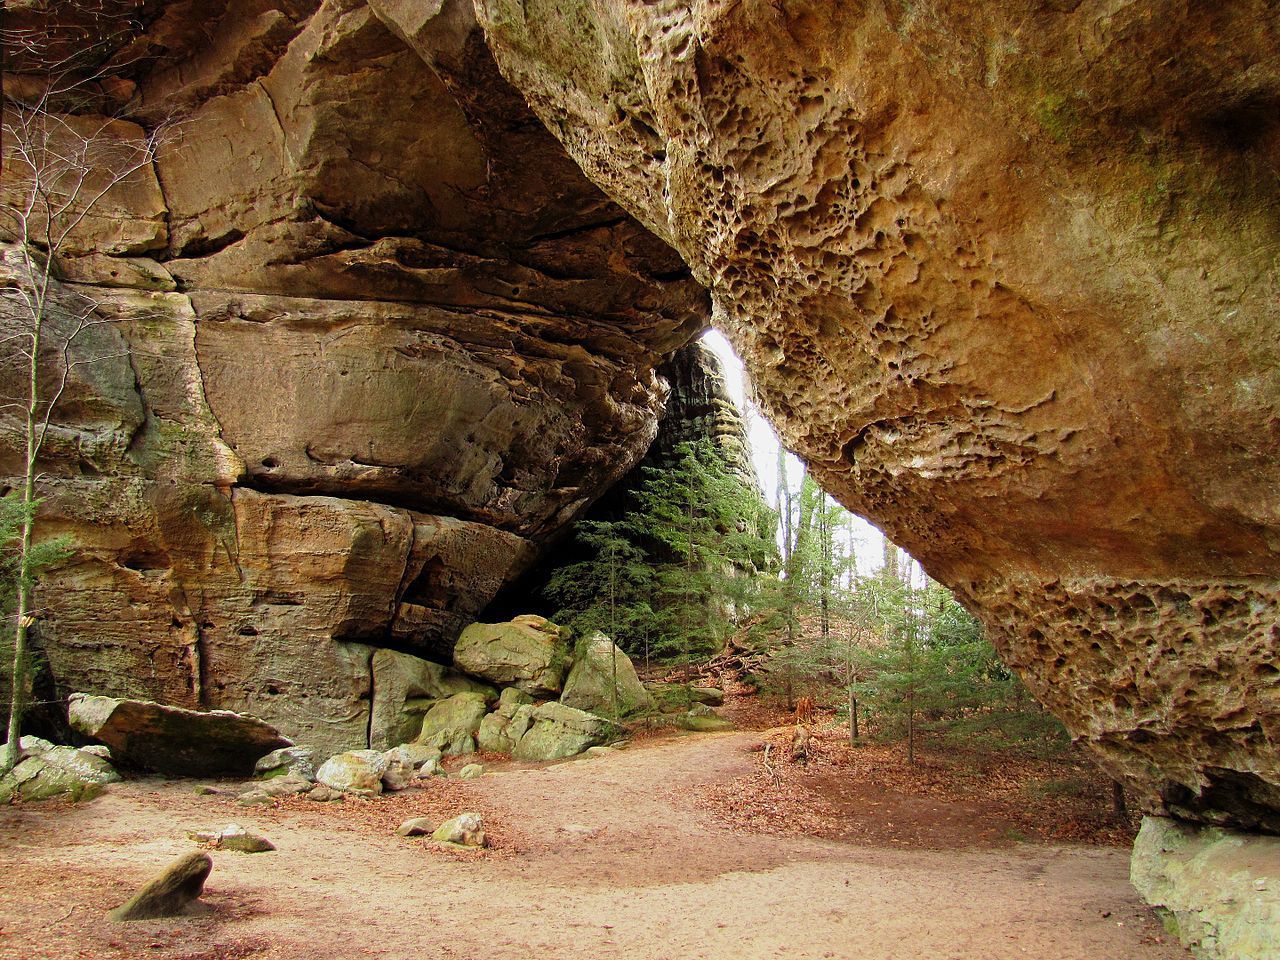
[542,439,1068,761]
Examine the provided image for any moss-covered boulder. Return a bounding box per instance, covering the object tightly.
[1131,816,1280,960]
[253,746,315,781]
[68,693,291,777]
[0,745,120,802]
[369,649,496,750]
[108,852,213,922]
[414,691,489,756]
[674,712,734,733]
[452,615,570,697]
[477,702,535,754]
[560,632,654,718]
[513,702,621,761]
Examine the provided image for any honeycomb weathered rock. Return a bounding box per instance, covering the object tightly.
[476,0,1280,826]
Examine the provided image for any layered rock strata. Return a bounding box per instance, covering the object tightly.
[476,0,1280,828]
[0,0,706,755]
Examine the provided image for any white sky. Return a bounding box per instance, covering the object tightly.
[699,329,900,578]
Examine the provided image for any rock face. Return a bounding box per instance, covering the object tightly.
[414,691,489,756]
[0,0,706,756]
[649,341,756,486]
[478,1,1280,828]
[1132,817,1280,960]
[452,616,571,697]
[68,694,291,777]
[560,633,654,718]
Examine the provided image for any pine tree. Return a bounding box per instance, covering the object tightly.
[545,438,775,663]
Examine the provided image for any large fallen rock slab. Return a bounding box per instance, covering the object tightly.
[512,703,622,762]
[1131,817,1280,960]
[68,693,291,777]
[453,616,570,697]
[0,746,121,803]
[109,852,213,921]
[560,632,653,718]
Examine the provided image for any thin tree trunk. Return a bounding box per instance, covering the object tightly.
[3,318,42,772]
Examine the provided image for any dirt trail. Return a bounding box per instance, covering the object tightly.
[0,730,1188,960]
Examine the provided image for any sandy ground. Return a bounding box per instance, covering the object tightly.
[0,730,1189,960]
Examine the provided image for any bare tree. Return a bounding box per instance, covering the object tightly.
[1,2,166,770]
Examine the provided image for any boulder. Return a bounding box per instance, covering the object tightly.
[414,758,446,780]
[396,817,436,837]
[1131,817,1280,960]
[675,712,734,733]
[235,790,274,807]
[68,693,291,778]
[452,616,570,697]
[458,763,485,780]
[255,773,313,797]
[254,746,315,781]
[306,784,340,803]
[645,683,698,714]
[513,703,621,762]
[690,687,725,707]
[108,852,213,921]
[415,692,488,756]
[0,746,120,803]
[560,632,653,717]
[495,687,535,715]
[369,648,496,751]
[381,755,415,793]
[0,735,54,759]
[187,824,275,854]
[431,812,485,847]
[315,750,388,797]
[384,743,441,770]
[477,703,534,755]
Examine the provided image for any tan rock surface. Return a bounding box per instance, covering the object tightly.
[0,0,705,754]
[477,0,1280,826]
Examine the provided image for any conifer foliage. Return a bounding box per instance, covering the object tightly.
[545,439,776,662]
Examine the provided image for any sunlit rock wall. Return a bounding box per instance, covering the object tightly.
[0,0,707,755]
[476,0,1280,828]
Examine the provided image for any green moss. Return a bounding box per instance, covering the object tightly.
[1032,92,1080,144]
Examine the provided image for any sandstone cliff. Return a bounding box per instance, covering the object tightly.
[476,0,1280,830]
[0,0,707,755]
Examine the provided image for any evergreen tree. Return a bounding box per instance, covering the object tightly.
[545,438,775,663]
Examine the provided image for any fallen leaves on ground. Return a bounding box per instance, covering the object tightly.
[688,721,1138,850]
